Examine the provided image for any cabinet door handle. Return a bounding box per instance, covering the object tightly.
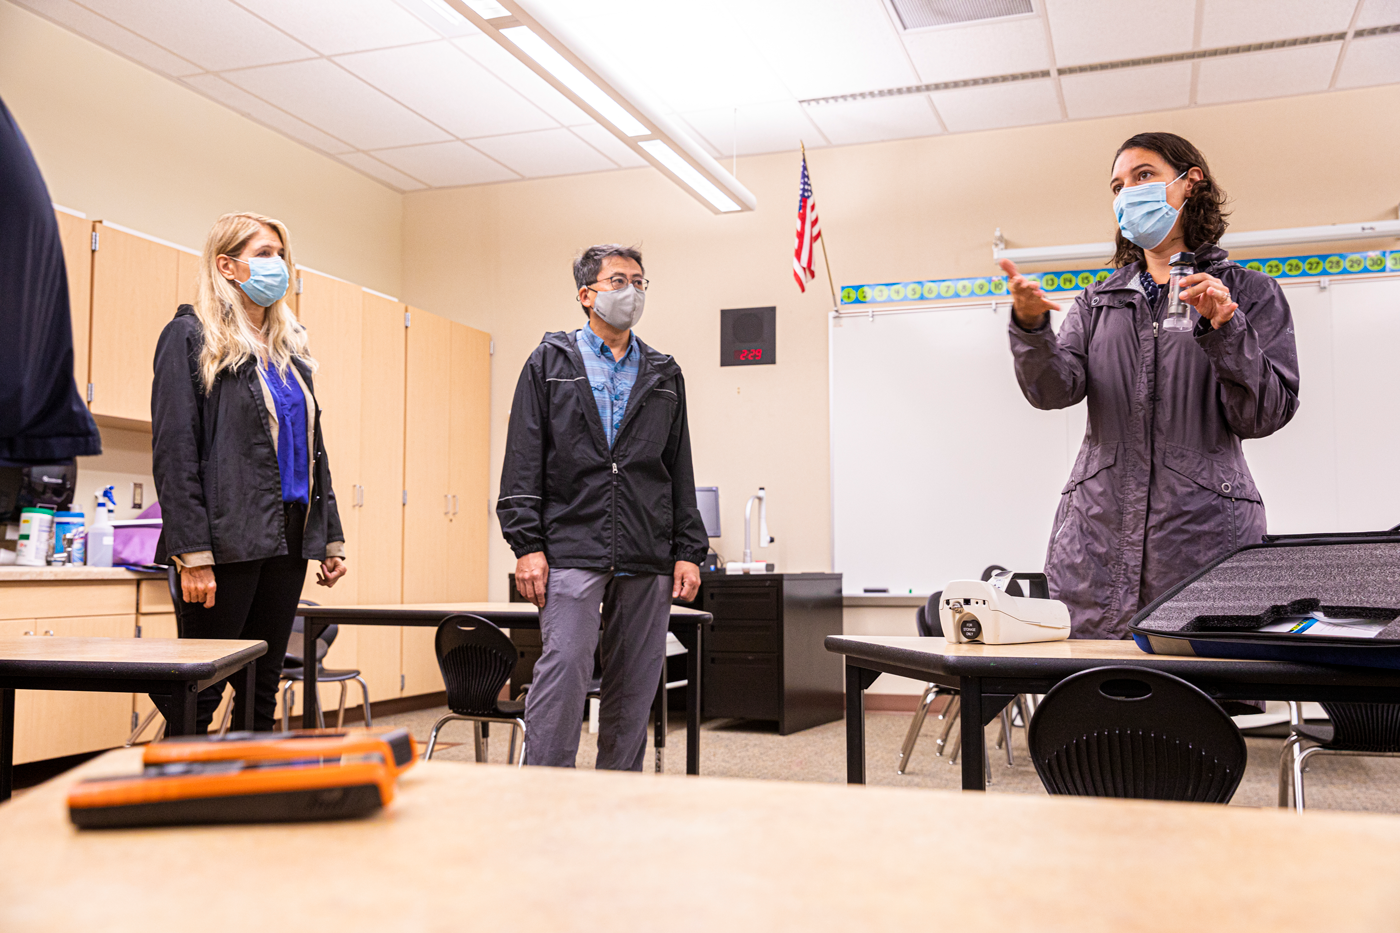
[451,494,458,516]
[43,630,55,636]
[22,630,32,636]
[444,494,451,516]
[354,484,364,507]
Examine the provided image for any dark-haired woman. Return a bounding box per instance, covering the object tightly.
[999,131,1299,642]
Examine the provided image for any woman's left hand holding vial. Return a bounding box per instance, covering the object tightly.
[1178,272,1238,329]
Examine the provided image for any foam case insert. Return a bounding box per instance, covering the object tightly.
[1128,532,1400,669]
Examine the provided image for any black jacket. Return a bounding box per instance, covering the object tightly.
[0,95,100,463]
[497,330,708,574]
[151,306,344,566]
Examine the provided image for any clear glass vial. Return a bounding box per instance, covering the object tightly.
[1162,251,1196,332]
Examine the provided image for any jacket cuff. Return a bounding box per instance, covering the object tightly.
[324,540,346,559]
[1194,308,1245,360]
[171,550,214,569]
[1010,312,1051,335]
[510,541,546,559]
[674,548,709,566]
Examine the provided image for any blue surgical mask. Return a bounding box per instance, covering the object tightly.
[1113,170,1188,250]
[225,255,289,307]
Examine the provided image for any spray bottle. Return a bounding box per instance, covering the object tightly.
[88,486,117,568]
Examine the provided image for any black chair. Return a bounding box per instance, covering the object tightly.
[1028,666,1247,803]
[425,614,527,765]
[1279,701,1400,812]
[279,602,373,731]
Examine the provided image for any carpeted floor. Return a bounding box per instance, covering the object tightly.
[379,704,1400,813]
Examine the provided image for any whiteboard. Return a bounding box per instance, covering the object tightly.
[830,275,1400,595]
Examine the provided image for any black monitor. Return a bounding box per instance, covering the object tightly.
[695,486,720,538]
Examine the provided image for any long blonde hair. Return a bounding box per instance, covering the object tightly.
[194,212,316,392]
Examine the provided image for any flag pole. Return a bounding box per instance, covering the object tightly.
[802,141,840,312]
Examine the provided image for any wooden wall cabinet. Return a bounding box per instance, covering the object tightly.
[88,223,190,427]
[53,209,92,392]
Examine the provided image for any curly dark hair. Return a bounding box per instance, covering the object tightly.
[1111,132,1230,269]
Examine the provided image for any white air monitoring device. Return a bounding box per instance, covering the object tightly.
[727,487,773,574]
[941,571,1071,645]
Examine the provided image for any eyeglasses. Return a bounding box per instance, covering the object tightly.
[589,275,648,293]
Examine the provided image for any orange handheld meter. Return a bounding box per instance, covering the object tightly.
[68,757,394,829]
[142,727,418,776]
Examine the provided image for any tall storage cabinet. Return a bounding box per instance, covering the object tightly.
[447,323,491,602]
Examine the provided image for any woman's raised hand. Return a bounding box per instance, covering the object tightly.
[997,258,1061,329]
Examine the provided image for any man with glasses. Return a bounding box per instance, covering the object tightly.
[498,244,706,770]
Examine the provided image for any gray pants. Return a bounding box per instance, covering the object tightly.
[523,568,670,770]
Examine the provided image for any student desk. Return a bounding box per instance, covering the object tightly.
[0,636,266,800]
[5,746,1400,931]
[827,635,1400,790]
[299,603,710,774]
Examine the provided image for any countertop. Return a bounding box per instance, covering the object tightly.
[0,565,163,583]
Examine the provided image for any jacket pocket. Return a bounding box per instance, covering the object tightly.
[1160,445,1263,504]
[1061,443,1118,494]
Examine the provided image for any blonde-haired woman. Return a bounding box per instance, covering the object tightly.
[151,211,346,733]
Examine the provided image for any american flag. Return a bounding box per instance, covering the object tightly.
[792,155,821,291]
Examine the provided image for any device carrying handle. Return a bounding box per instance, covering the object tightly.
[999,572,1049,599]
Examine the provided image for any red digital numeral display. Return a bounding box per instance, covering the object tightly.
[734,348,764,361]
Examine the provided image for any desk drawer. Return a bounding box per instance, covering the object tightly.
[703,652,778,720]
[706,620,777,654]
[703,585,778,621]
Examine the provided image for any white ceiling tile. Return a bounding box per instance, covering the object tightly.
[902,16,1051,83]
[1045,0,1195,68]
[468,128,619,177]
[1357,0,1400,28]
[337,152,428,190]
[1060,62,1192,120]
[678,100,827,157]
[78,0,315,70]
[182,73,356,153]
[556,5,794,112]
[221,59,452,149]
[370,140,518,186]
[12,0,203,75]
[727,0,920,99]
[570,124,648,168]
[1336,31,1400,88]
[930,78,1060,132]
[231,0,440,54]
[803,94,943,145]
[455,34,593,125]
[335,42,556,137]
[1200,0,1357,46]
[1196,44,1341,104]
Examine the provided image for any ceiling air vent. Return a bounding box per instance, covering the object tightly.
[889,0,1034,30]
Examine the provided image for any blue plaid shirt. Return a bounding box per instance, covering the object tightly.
[576,326,639,448]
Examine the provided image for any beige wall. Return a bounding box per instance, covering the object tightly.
[0,1,403,295]
[403,82,1400,602]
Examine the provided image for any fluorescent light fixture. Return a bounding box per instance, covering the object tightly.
[421,0,468,26]
[993,218,1400,264]
[500,26,648,137]
[639,140,741,213]
[442,0,755,214]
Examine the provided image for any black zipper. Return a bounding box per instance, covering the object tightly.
[610,460,618,571]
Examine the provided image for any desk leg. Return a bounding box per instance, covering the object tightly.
[845,663,881,785]
[0,688,14,802]
[232,662,256,732]
[687,622,700,775]
[653,668,667,774]
[960,677,986,791]
[169,681,198,737]
[302,621,324,731]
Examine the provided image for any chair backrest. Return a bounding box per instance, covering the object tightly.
[436,614,517,717]
[1318,703,1400,752]
[286,601,332,666]
[1028,666,1246,804]
[917,591,943,638]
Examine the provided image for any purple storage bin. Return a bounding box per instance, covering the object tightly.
[112,519,162,566]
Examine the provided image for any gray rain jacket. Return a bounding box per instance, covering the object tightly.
[1010,244,1300,638]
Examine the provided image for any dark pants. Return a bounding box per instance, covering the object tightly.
[158,504,308,733]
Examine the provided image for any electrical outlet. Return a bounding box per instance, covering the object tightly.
[132,482,144,509]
